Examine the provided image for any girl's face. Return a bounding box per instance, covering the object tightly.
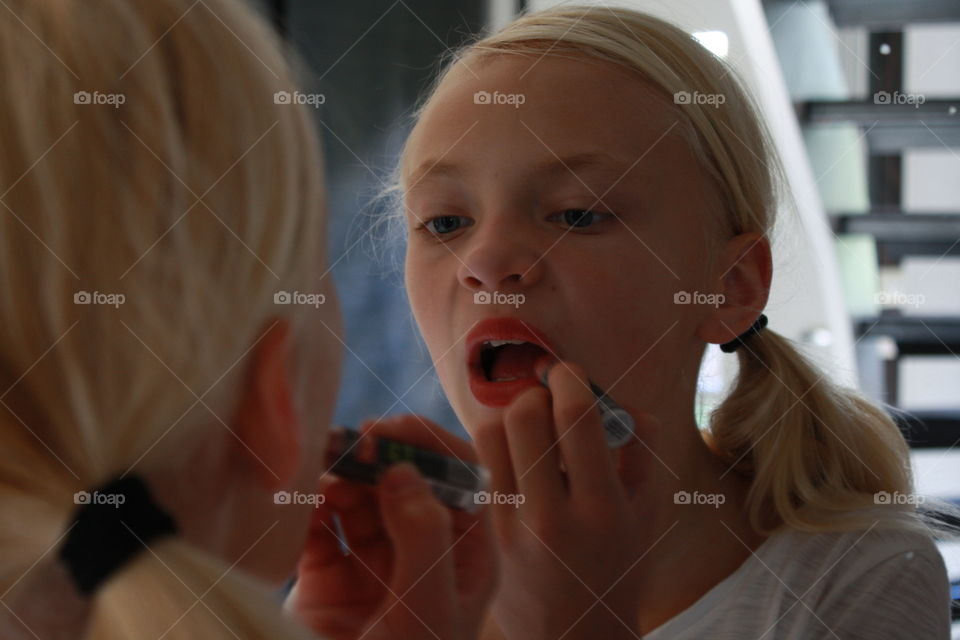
[403,54,735,436]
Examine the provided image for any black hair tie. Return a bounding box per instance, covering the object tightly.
[720,313,768,353]
[58,474,178,595]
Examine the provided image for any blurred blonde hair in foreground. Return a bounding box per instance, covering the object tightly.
[0,0,327,637]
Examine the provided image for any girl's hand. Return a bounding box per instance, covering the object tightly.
[474,361,661,640]
[285,415,498,640]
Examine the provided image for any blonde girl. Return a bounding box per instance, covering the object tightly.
[353,5,956,639]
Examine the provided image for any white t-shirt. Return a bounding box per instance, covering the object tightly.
[644,525,952,639]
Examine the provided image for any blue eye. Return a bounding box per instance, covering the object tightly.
[423,215,472,235]
[555,209,608,228]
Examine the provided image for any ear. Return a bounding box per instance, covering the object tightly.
[230,317,301,490]
[695,231,772,345]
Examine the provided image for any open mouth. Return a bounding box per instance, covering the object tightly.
[479,340,550,382]
[466,318,556,408]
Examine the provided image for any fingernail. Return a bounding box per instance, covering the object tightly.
[381,462,424,495]
[535,356,557,386]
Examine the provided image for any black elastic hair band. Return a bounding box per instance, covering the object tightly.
[720,313,768,353]
[58,474,177,595]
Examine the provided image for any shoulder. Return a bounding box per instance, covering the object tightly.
[790,526,952,638]
[759,525,950,623]
[775,524,942,569]
[756,524,945,584]
[730,525,949,636]
[644,524,950,639]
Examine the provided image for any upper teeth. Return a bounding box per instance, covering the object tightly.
[484,339,528,348]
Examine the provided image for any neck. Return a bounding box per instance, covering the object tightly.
[630,417,768,633]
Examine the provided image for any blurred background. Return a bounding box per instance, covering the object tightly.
[247,1,959,629]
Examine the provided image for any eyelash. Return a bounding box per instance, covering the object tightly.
[547,209,614,229]
[415,209,614,238]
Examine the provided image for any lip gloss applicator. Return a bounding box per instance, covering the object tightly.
[538,362,635,448]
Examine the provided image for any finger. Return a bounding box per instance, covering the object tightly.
[377,463,458,637]
[320,477,375,510]
[365,416,489,514]
[503,385,566,505]
[472,417,517,500]
[546,362,619,498]
[297,501,351,567]
[449,503,499,625]
[333,494,385,546]
[314,477,388,550]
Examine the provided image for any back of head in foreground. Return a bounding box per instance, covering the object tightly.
[0,0,340,638]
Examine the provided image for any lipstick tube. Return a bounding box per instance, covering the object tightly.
[325,426,490,512]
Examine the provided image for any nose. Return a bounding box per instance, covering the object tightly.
[457,224,544,293]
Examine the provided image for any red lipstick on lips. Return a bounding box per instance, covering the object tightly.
[466,317,556,407]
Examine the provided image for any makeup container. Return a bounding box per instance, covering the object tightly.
[326,426,490,512]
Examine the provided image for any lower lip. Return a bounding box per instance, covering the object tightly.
[468,371,542,408]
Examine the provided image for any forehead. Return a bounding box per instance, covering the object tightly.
[402,53,687,186]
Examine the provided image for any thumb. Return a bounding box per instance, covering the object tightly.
[376,463,458,638]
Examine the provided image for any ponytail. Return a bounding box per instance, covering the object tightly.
[705,329,957,537]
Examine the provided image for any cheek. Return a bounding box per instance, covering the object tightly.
[404,251,432,322]
[404,256,456,366]
[405,268,440,337]
[571,252,680,348]
[434,357,460,396]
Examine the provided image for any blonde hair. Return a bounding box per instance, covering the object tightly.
[393,5,959,539]
[1,0,326,637]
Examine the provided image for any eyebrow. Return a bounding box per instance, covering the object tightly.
[405,151,641,188]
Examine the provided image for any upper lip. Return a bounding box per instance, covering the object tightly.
[466,317,556,372]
